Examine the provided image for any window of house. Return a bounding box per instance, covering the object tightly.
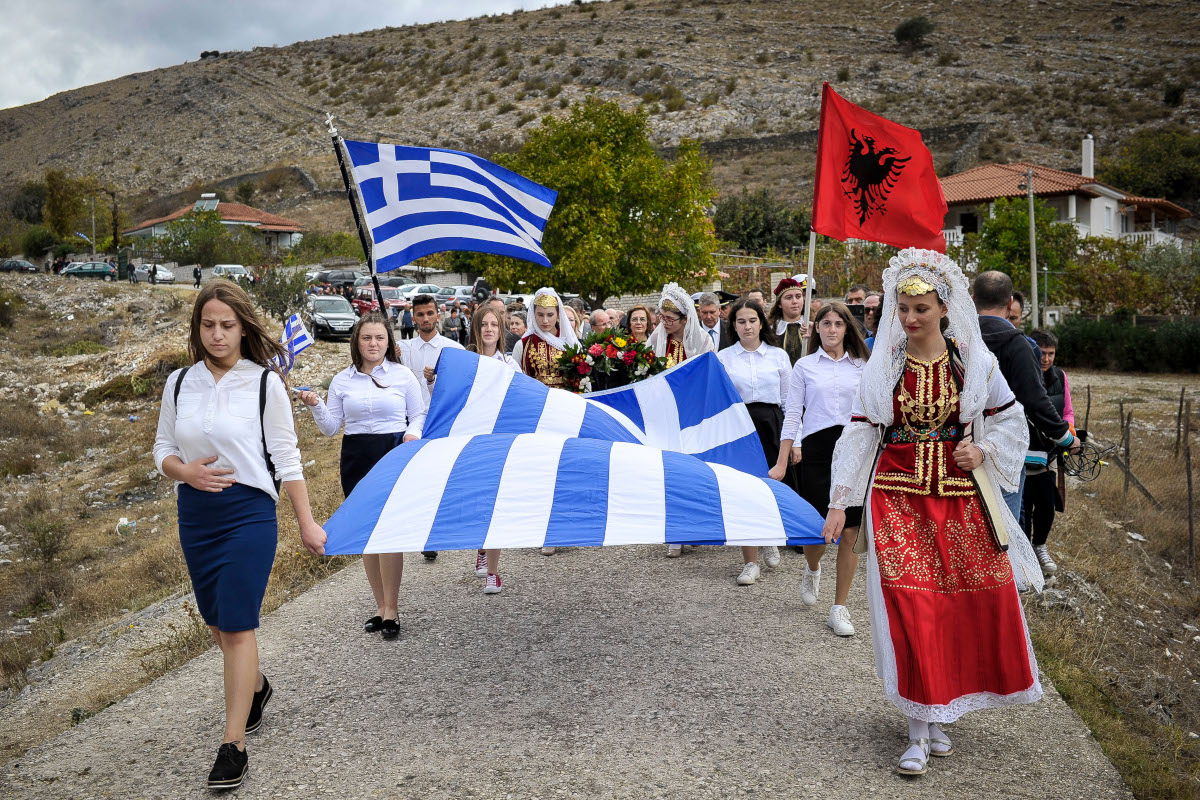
[1105,205,1113,232]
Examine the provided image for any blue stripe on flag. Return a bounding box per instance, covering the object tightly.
[423,435,516,551]
[322,439,432,555]
[492,377,549,433]
[544,438,612,547]
[584,384,646,433]
[422,350,480,438]
[663,353,733,430]
[343,139,380,167]
[691,431,769,478]
[378,238,551,273]
[662,451,725,545]
[578,402,642,444]
[767,479,827,547]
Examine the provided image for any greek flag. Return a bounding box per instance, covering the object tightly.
[322,434,824,555]
[274,313,312,374]
[342,140,558,272]
[424,349,768,476]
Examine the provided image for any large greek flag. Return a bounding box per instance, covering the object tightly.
[424,349,768,476]
[322,434,824,555]
[342,140,558,272]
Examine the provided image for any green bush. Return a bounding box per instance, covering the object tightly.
[894,16,935,49]
[1055,316,1200,373]
[21,225,58,259]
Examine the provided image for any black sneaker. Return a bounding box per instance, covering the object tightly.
[207,743,247,790]
[245,674,272,734]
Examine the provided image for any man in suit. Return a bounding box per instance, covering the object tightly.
[694,291,736,351]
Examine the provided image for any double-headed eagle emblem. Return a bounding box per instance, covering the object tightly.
[841,128,911,226]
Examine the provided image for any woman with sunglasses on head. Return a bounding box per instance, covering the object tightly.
[297,312,424,642]
[718,299,793,585]
[774,302,869,637]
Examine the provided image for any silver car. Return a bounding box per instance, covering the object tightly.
[132,264,175,283]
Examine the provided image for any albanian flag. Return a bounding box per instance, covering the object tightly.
[811,82,948,252]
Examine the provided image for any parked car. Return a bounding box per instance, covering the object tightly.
[398,283,442,301]
[0,259,37,273]
[212,264,250,281]
[132,264,175,283]
[435,285,474,308]
[350,286,404,317]
[303,294,357,339]
[311,269,362,290]
[352,275,409,289]
[61,261,118,281]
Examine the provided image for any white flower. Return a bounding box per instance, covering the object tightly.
[580,377,592,392]
[585,355,594,365]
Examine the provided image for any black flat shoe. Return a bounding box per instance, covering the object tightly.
[380,619,400,640]
[245,674,272,735]
[422,551,438,561]
[363,615,383,633]
[207,742,248,790]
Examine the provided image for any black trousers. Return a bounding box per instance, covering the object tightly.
[1021,469,1057,547]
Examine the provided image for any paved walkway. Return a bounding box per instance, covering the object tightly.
[1,545,1130,799]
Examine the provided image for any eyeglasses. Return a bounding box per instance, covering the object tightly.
[660,314,682,323]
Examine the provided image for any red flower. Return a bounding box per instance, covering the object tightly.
[588,344,604,357]
[577,363,592,375]
[622,351,637,365]
[605,345,619,359]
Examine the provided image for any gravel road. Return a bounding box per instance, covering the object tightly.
[1,544,1130,799]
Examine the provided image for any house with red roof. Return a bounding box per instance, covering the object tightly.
[939,136,1190,249]
[124,193,305,253]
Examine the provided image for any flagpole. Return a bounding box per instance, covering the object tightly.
[800,229,816,358]
[326,114,389,322]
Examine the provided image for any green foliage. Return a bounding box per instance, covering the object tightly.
[713,188,809,255]
[284,229,365,266]
[1060,237,1153,314]
[0,287,24,328]
[1054,316,1200,373]
[954,196,1078,296]
[155,210,266,269]
[1132,243,1200,315]
[894,16,935,49]
[454,98,717,308]
[10,182,46,224]
[1098,126,1200,211]
[248,264,310,322]
[234,181,256,205]
[21,225,58,259]
[41,169,87,239]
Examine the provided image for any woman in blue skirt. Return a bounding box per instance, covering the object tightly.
[154,281,326,791]
[297,312,425,638]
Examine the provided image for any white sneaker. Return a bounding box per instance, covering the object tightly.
[474,550,487,577]
[666,544,682,558]
[483,573,502,594]
[540,546,556,556]
[1034,545,1058,575]
[800,566,821,606]
[736,562,761,586]
[763,546,781,568]
[826,604,855,636]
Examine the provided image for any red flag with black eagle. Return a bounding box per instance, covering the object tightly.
[811,82,948,252]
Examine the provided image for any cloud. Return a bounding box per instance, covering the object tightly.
[0,0,571,109]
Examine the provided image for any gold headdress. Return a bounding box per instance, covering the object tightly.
[534,293,559,308]
[897,276,937,296]
[660,298,680,314]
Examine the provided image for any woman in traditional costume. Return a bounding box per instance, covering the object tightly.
[511,287,579,390]
[823,249,1043,777]
[768,274,812,367]
[646,282,714,368]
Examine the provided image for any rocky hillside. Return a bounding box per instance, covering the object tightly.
[1,0,1197,214]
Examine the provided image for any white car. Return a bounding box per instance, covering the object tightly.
[212,264,250,281]
[398,283,442,301]
[133,264,175,283]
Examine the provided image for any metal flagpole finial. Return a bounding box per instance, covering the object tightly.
[324,112,338,137]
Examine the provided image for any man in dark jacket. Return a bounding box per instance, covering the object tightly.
[973,271,1078,521]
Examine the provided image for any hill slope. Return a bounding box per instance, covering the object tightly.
[1,0,1196,212]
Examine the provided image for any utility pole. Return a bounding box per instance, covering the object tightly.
[1026,165,1039,328]
[90,196,96,260]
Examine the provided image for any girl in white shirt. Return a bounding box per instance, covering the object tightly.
[298,313,424,640]
[466,304,518,592]
[154,281,326,791]
[773,301,869,638]
[717,299,793,586]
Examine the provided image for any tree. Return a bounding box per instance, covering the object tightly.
[453,97,718,308]
[1061,238,1154,315]
[157,210,228,268]
[1098,125,1200,212]
[21,225,58,259]
[894,16,935,50]
[10,182,46,224]
[962,196,1079,298]
[714,188,809,254]
[284,229,365,265]
[235,181,256,205]
[41,169,87,239]
[248,264,310,322]
[1134,242,1200,315]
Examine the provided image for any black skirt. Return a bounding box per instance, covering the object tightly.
[340,431,406,498]
[746,402,801,495]
[800,424,863,528]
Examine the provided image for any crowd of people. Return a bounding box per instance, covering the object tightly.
[155,249,1078,787]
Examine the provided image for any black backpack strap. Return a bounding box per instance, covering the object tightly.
[259,369,280,490]
[173,366,191,407]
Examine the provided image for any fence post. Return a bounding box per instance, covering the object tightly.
[1177,386,1187,458]
[1186,400,1194,570]
[1084,385,1091,432]
[1123,411,1132,500]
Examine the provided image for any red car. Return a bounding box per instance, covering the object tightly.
[351,286,404,317]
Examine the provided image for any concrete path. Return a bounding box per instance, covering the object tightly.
[1,545,1130,799]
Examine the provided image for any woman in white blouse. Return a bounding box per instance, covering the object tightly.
[772,301,869,637]
[717,299,793,586]
[154,281,326,790]
[466,304,518,592]
[297,312,425,641]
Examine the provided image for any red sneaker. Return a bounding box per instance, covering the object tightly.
[483,573,502,594]
[474,550,487,577]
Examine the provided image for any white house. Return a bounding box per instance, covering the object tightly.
[124,194,305,253]
[940,136,1191,249]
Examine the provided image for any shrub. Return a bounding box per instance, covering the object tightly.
[0,287,24,328]
[836,65,851,81]
[16,490,69,565]
[1055,316,1200,373]
[894,16,935,49]
[21,226,58,259]
[1164,83,1185,107]
[635,47,652,58]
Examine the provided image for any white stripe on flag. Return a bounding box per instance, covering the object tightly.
[431,151,555,220]
[713,464,785,545]
[679,403,755,455]
[428,172,546,242]
[633,379,682,451]
[364,196,542,248]
[590,403,648,443]
[483,433,566,550]
[448,366,514,438]
[537,389,586,436]
[603,443,666,545]
[373,223,546,261]
[363,437,471,553]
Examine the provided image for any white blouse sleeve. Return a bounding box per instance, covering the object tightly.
[511,339,525,373]
[775,349,791,410]
[153,368,184,475]
[828,390,881,510]
[779,360,807,443]
[307,375,345,437]
[263,372,304,483]
[401,371,427,439]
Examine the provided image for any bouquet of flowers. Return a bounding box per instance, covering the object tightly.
[557,328,669,393]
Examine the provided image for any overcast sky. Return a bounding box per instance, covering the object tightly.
[1,0,574,110]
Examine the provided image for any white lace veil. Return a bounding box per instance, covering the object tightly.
[859,248,991,425]
[647,282,713,359]
[525,287,579,351]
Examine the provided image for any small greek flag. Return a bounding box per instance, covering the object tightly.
[342,140,558,272]
[275,313,312,374]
